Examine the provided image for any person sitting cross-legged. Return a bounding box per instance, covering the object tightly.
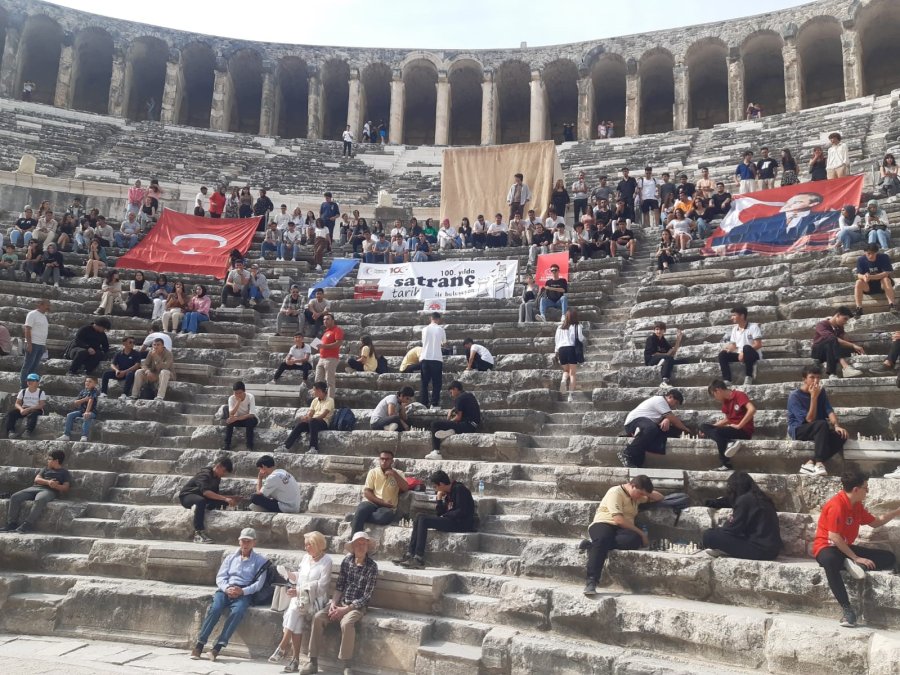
[250,455,302,514]
[283,381,334,455]
[1,450,70,534]
[700,379,756,472]
[178,456,237,544]
[700,471,782,560]
[394,470,475,569]
[853,243,896,317]
[718,305,763,386]
[463,338,495,371]
[370,386,415,432]
[618,390,692,469]
[349,450,408,535]
[3,373,47,439]
[427,381,481,461]
[271,333,312,384]
[788,364,848,477]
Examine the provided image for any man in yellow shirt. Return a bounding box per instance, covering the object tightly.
[399,346,422,373]
[282,381,334,455]
[350,450,408,534]
[584,475,663,596]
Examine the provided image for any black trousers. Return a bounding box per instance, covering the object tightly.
[586,522,642,582]
[794,420,844,462]
[180,493,226,530]
[718,346,760,381]
[128,292,151,317]
[701,528,778,560]
[343,140,352,156]
[420,359,443,407]
[816,545,896,606]
[285,418,328,450]
[273,361,311,382]
[222,410,257,448]
[101,369,136,396]
[700,423,750,468]
[408,515,470,557]
[468,353,494,371]
[69,347,104,374]
[573,198,589,222]
[431,419,478,450]
[646,354,688,380]
[888,339,900,366]
[622,417,681,467]
[250,493,281,513]
[351,500,395,534]
[5,409,41,433]
[811,338,852,376]
[347,357,367,372]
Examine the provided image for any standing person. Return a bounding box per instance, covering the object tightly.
[826,132,850,179]
[427,381,481,461]
[370,386,415,432]
[644,321,686,386]
[879,153,900,196]
[781,149,799,186]
[571,172,589,224]
[312,218,330,272]
[506,173,532,221]
[618,390,692,469]
[131,337,175,401]
[463,338,495,372]
[735,151,758,194]
[555,309,585,401]
[319,192,340,242]
[583,476,663,595]
[194,186,209,216]
[254,188,275,220]
[178,457,237,545]
[314,314,343,396]
[536,263,568,321]
[99,336,145,400]
[59,376,99,442]
[616,168,637,221]
[700,380,756,472]
[809,146,828,181]
[250,455,301,514]
[341,125,354,157]
[282,381,334,455]
[637,166,660,227]
[208,186,226,219]
[811,307,864,378]
[813,470,900,628]
[271,333,312,384]
[718,305,763,385]
[420,312,446,410]
[20,299,49,388]
[550,179,570,222]
[788,365,849,476]
[220,381,258,451]
[349,450,408,534]
[756,147,779,190]
[1,450,71,534]
[127,181,147,217]
[3,373,47,439]
[701,472,782,559]
[854,244,896,316]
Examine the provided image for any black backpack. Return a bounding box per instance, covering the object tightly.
[249,560,287,606]
[330,407,356,431]
[375,355,391,373]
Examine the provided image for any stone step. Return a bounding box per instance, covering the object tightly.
[429,617,493,647]
[69,517,120,538]
[416,640,483,672]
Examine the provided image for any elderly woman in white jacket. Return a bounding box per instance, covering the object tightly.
[269,531,333,672]
[554,309,585,402]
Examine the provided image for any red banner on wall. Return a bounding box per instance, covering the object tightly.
[535,252,569,287]
[115,209,261,279]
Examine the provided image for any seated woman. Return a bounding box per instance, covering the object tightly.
[127,271,152,317]
[656,230,676,276]
[519,274,537,323]
[701,471,782,560]
[161,281,189,333]
[148,274,173,322]
[667,208,693,252]
[95,270,125,315]
[84,238,107,279]
[181,285,211,334]
[346,335,377,373]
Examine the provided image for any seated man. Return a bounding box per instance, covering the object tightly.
[178,456,237,544]
[370,386,415,432]
[536,263,568,321]
[283,381,334,455]
[99,336,145,400]
[250,455,301,514]
[643,322,686,386]
[280,221,303,262]
[277,284,305,335]
[271,333,312,384]
[59,376,99,442]
[68,318,111,375]
[1,449,71,534]
[190,528,268,661]
[813,470,900,628]
[131,337,175,401]
[304,531,378,675]
[304,288,330,337]
[870,330,900,374]
[718,305,763,385]
[114,212,141,250]
[394,470,475,569]
[582,475,663,595]
[463,338,495,371]
[349,450,408,534]
[609,218,636,258]
[4,372,47,439]
[788,364,848,477]
[399,346,422,373]
[427,381,481,461]
[700,380,756,472]
[854,244,896,317]
[9,206,37,247]
[811,307,864,378]
[706,182,732,220]
[94,216,114,247]
[486,213,508,248]
[220,381,257,451]
[618,390,692,468]
[527,221,552,267]
[220,259,250,308]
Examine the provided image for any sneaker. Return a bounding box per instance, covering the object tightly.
[98,392,107,399]
[743,375,754,386]
[119,394,128,400]
[870,363,896,374]
[315,265,323,272]
[429,405,440,411]
[393,553,413,565]
[559,374,568,394]
[269,647,287,664]
[306,446,318,455]
[406,555,425,569]
[659,378,671,388]
[814,464,828,476]
[56,434,69,441]
[8,431,20,440]
[702,548,729,558]
[567,393,574,403]
[193,530,214,544]
[714,465,733,472]
[220,443,231,451]
[155,396,164,401]
[53,283,59,288]
[535,314,546,322]
[844,558,867,580]
[828,373,839,381]
[15,522,33,534]
[210,645,222,661]
[724,441,745,459]
[190,645,203,660]
[617,449,635,468]
[79,436,88,442]
[840,606,858,628]
[891,303,898,313]
[883,466,900,479]
[1,522,19,532]
[842,366,863,378]
[583,580,597,596]
[434,429,456,440]
[384,423,399,432]
[722,380,732,387]
[799,462,817,475]
[424,450,443,460]
[853,306,863,319]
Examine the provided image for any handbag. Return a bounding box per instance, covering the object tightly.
[573,326,585,364]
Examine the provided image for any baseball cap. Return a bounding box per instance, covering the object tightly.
[238,527,257,540]
[26,373,40,381]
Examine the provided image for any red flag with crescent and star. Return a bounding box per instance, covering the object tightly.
[115,208,262,279]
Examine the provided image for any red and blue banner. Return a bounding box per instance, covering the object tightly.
[702,175,864,256]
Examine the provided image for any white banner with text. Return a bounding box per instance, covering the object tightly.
[354,260,519,300]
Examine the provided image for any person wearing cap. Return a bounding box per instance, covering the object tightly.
[251,455,301,513]
[179,456,237,544]
[67,318,111,375]
[304,531,378,675]
[277,285,305,335]
[190,526,268,662]
[221,259,250,308]
[619,390,693,468]
[220,381,258,451]
[4,373,47,438]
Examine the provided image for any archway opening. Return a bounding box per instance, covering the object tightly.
[16,15,63,104]
[321,58,350,141]
[276,56,308,138]
[71,28,113,114]
[742,32,786,116]
[449,62,482,146]
[685,40,728,129]
[403,59,438,145]
[361,62,390,136]
[590,54,626,136]
[227,49,262,133]
[543,58,578,143]
[639,50,674,134]
[177,42,215,128]
[496,60,530,145]
[857,0,900,96]
[797,18,845,108]
[124,37,167,120]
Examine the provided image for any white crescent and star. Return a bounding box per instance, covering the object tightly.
[172,233,229,255]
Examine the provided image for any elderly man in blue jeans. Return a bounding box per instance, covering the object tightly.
[190,528,268,662]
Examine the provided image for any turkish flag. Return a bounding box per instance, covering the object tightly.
[535,252,569,287]
[115,209,262,279]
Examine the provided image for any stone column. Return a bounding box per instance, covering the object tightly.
[782,40,802,113]
[160,58,180,125]
[346,68,363,142]
[727,51,745,122]
[258,68,276,136]
[0,27,21,98]
[576,71,593,141]
[307,71,323,139]
[841,23,864,101]
[209,68,231,131]
[54,44,74,108]
[107,50,126,117]
[481,70,497,145]
[624,60,640,137]
[529,69,547,142]
[389,71,405,144]
[673,62,689,130]
[435,71,450,145]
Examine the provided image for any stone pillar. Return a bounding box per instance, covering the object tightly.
[307,71,323,139]
[576,72,593,141]
[258,68,276,136]
[529,69,547,142]
[841,24,864,101]
[107,50,126,117]
[346,68,363,142]
[673,62,689,130]
[727,52,745,122]
[624,60,640,137]
[209,68,231,131]
[0,27,21,98]
[389,71,405,144]
[481,70,497,145]
[435,72,450,145]
[54,44,74,109]
[160,58,180,125]
[782,40,802,113]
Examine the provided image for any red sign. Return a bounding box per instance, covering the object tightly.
[115,209,261,279]
[535,252,569,288]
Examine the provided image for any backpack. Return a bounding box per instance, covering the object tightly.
[375,355,391,374]
[639,492,691,526]
[330,407,356,431]
[249,560,287,606]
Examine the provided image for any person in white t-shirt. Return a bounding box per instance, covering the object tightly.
[718,305,763,385]
[420,312,447,408]
[638,166,660,227]
[281,222,303,262]
[620,390,693,468]
[194,186,209,216]
[342,125,354,157]
[251,455,301,513]
[271,333,312,383]
[370,386,415,432]
[274,204,292,232]
[463,339,495,371]
[21,299,50,388]
[4,373,47,438]
[486,213,508,248]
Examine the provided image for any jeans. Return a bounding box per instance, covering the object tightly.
[350,499,395,534]
[196,590,252,649]
[101,369,136,396]
[699,423,751,468]
[794,420,844,462]
[539,295,568,318]
[371,415,403,431]
[585,522,642,582]
[816,545,896,607]
[838,228,863,250]
[622,417,681,467]
[261,241,277,257]
[284,418,328,450]
[221,285,249,307]
[182,312,208,333]
[10,230,32,247]
[279,243,298,261]
[408,515,470,557]
[64,410,95,438]
[420,359,443,407]
[7,486,57,525]
[868,228,891,250]
[250,493,281,513]
[528,244,548,265]
[20,344,45,388]
[701,528,779,560]
[114,232,138,249]
[718,346,760,381]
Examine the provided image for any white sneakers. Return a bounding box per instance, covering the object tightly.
[724,441,746,459]
[384,423,399,432]
[842,366,863,378]
[843,557,867,580]
[434,429,456,440]
[883,466,900,479]
[800,462,827,476]
[424,450,443,460]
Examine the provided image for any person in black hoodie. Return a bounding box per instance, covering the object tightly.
[68,318,111,375]
[394,470,475,569]
[178,457,238,545]
[701,471,782,560]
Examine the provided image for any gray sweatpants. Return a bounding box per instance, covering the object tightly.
[7,486,57,525]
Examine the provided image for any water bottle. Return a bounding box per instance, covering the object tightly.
[641,525,649,548]
[478,480,485,498]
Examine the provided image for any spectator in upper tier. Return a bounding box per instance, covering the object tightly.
[250,455,301,514]
[506,173,532,220]
[756,147,779,190]
[536,263,568,321]
[148,274,173,322]
[610,218,636,259]
[280,221,302,262]
[179,457,237,545]
[854,244,896,317]
[132,337,175,402]
[208,186,226,219]
[38,242,63,287]
[707,182,732,220]
[271,333,312,384]
[94,270,124,316]
[788,364,848,476]
[254,188,275,220]
[248,263,269,306]
[701,471,781,560]
[463,338,495,371]
[427,381,481,461]
[68,318,111,375]
[644,321,686,386]
[370,386,415,433]
[700,380,756,472]
[616,168,637,221]
[811,307,864,378]
[126,271,152,317]
[486,213,508,248]
[863,199,891,250]
[220,381,257,451]
[99,335,145,400]
[115,212,141,250]
[835,205,863,253]
[618,390,692,469]
[826,132,849,179]
[283,381,334,455]
[349,449,408,534]
[3,373,47,439]
[1,449,71,534]
[718,305,763,385]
